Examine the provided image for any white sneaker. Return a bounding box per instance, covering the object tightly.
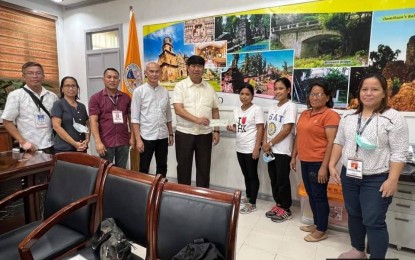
[240,203,257,214]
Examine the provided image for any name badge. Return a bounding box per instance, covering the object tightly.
[112,110,124,124]
[35,114,48,128]
[346,157,363,179]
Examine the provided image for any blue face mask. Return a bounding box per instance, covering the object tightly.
[263,152,275,163]
[355,134,377,150]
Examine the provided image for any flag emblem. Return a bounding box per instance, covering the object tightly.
[123,63,142,94]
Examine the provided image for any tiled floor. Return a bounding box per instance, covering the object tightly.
[133,198,415,260]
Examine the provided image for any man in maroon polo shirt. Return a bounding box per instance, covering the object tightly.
[89,68,134,168]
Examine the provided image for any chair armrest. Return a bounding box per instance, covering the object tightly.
[18,194,98,260]
[0,183,48,209]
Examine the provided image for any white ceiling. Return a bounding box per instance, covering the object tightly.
[51,0,116,9]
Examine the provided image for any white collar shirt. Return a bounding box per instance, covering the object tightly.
[172,77,219,135]
[1,85,59,149]
[131,83,172,140]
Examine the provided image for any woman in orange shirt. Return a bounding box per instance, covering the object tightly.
[290,81,340,242]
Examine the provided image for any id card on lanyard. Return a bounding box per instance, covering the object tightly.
[34,95,48,128]
[109,94,124,124]
[346,113,375,179]
[35,114,48,128]
[346,157,363,179]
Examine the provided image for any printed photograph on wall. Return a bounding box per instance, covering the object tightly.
[184,17,215,44]
[143,23,194,90]
[293,67,350,109]
[194,41,227,68]
[270,12,372,68]
[349,8,415,111]
[221,49,294,99]
[215,14,270,54]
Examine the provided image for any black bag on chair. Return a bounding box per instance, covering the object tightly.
[91,218,132,260]
[172,238,224,260]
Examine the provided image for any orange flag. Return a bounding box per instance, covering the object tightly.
[121,6,143,97]
[122,7,142,171]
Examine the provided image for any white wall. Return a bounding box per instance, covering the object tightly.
[60,0,312,105]
[6,0,415,200]
[58,0,315,200]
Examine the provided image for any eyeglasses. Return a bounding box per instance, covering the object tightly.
[309,92,326,98]
[24,71,44,77]
[63,84,77,89]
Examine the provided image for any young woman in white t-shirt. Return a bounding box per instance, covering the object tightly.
[226,84,264,214]
[262,77,297,222]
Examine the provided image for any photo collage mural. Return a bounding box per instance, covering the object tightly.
[143,1,415,111]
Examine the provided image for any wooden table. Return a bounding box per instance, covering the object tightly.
[0,151,53,234]
[0,125,13,152]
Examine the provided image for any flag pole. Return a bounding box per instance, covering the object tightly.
[122,6,142,171]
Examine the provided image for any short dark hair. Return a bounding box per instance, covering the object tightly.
[354,73,390,114]
[306,81,334,108]
[22,62,44,73]
[274,77,292,99]
[186,55,205,66]
[60,76,80,100]
[103,68,120,76]
[240,83,255,96]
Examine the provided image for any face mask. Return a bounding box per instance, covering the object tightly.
[73,119,89,133]
[263,152,275,163]
[355,134,377,150]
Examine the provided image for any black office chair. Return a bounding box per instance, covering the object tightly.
[0,152,107,260]
[149,181,241,260]
[63,165,163,260]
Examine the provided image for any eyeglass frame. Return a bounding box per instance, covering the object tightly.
[63,84,78,89]
[24,71,44,77]
[309,92,326,98]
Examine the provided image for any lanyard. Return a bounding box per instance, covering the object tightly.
[356,113,375,135]
[355,113,376,154]
[108,93,119,109]
[38,96,44,112]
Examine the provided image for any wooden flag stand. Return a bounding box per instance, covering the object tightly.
[130,147,140,171]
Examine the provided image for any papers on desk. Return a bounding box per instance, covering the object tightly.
[402,164,415,175]
[407,145,415,164]
[66,255,88,260]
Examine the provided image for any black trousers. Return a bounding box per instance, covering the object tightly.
[175,131,212,188]
[267,153,292,209]
[139,137,168,177]
[236,152,260,205]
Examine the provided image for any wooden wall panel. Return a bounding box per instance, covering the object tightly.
[0,4,58,88]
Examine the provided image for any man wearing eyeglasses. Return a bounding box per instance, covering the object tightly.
[1,62,58,154]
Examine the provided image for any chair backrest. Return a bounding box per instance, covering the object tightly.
[43,152,107,237]
[100,166,162,249]
[150,181,241,260]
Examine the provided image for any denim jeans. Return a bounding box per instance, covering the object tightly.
[341,167,392,259]
[301,161,329,232]
[139,138,168,177]
[102,145,130,168]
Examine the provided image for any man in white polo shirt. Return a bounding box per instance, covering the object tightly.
[131,62,173,177]
[2,62,58,154]
[173,55,220,188]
